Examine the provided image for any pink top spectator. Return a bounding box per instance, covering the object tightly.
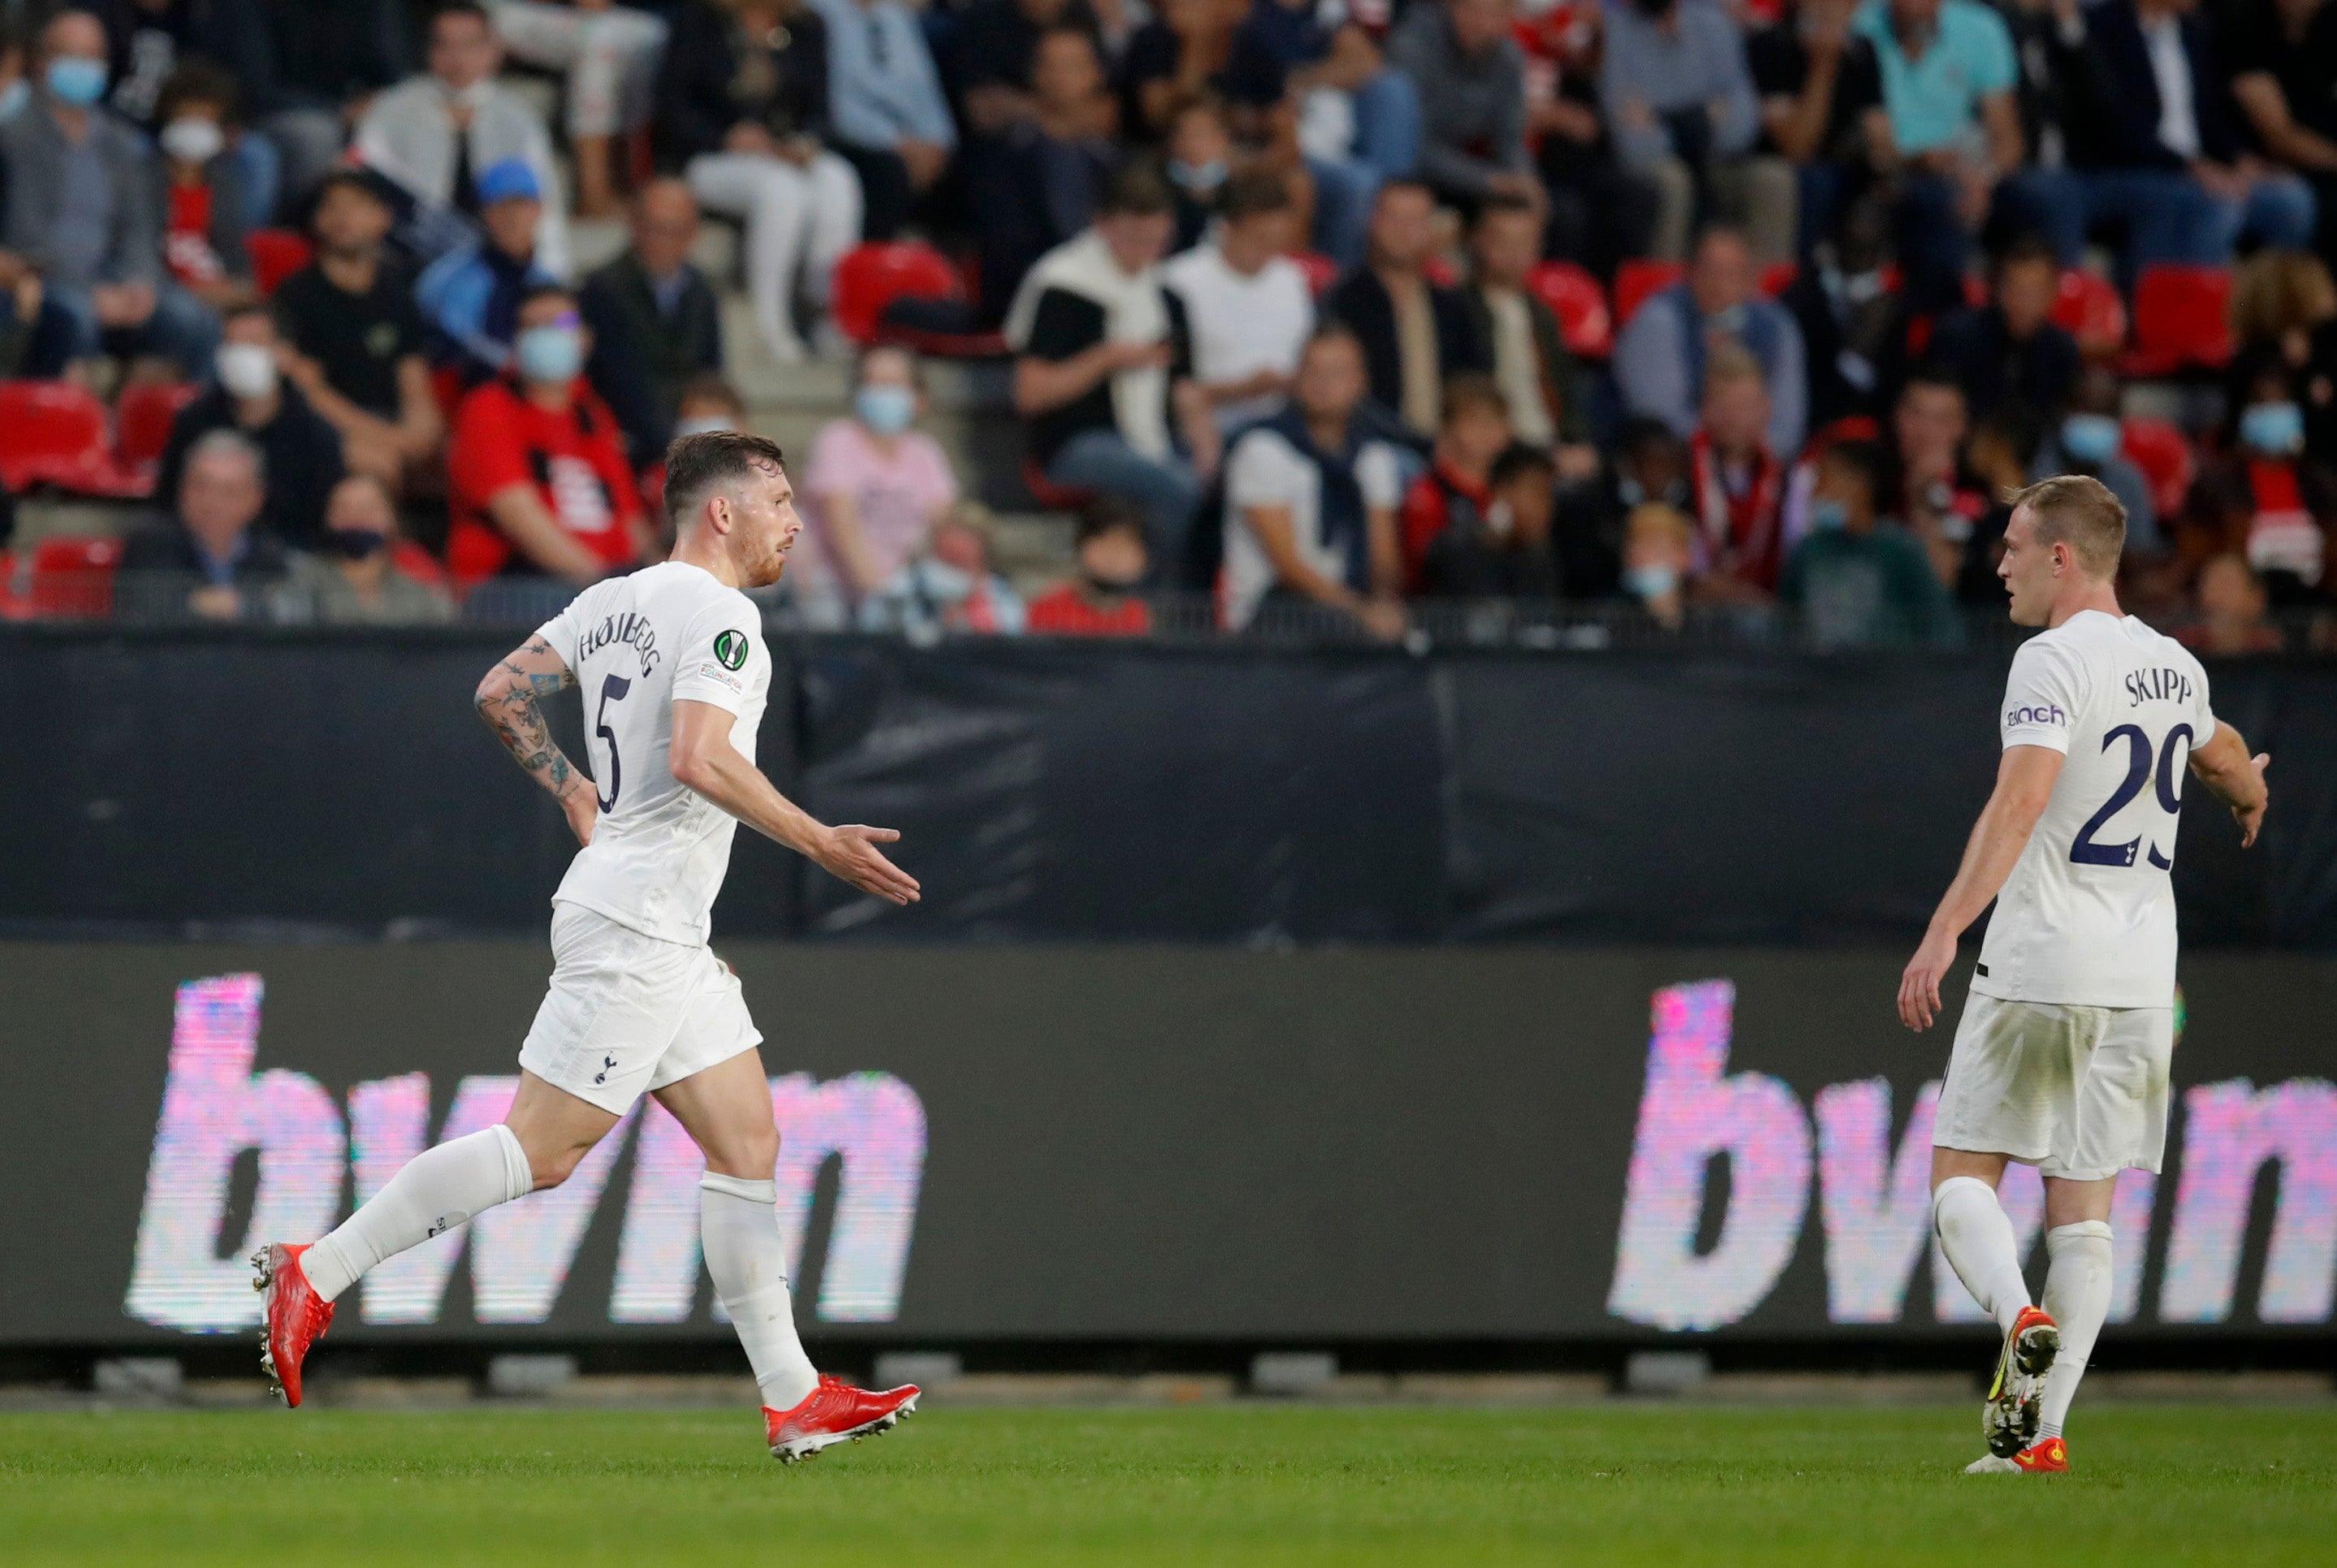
[797,419,960,597]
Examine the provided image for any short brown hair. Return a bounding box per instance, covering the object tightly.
[1100,160,1175,218]
[1219,168,1291,222]
[1441,372,1507,428]
[665,430,788,529]
[2011,473,2126,578]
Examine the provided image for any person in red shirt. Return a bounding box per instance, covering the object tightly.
[1026,497,1155,635]
[1399,374,1512,592]
[1687,343,1787,601]
[154,64,255,315]
[446,283,657,588]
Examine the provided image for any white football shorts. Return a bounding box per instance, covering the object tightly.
[1933,992,2174,1181]
[517,902,762,1115]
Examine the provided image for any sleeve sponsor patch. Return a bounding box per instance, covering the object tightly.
[692,662,746,694]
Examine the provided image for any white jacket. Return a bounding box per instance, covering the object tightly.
[355,76,571,279]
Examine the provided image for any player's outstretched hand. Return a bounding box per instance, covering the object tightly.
[819,825,922,905]
[2235,753,2270,848]
[1897,929,1957,1033]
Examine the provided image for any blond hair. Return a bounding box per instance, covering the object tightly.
[2011,473,2126,579]
[2230,249,2337,346]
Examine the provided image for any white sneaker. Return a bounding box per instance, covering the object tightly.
[1964,1454,2020,1475]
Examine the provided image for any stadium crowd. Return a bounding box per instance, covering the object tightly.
[0,0,2326,649]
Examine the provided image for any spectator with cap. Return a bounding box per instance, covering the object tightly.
[580,177,724,462]
[1920,235,2079,431]
[1219,323,1410,637]
[1615,223,1808,459]
[157,302,345,544]
[1600,0,1787,263]
[416,156,559,385]
[273,171,445,485]
[1460,194,1596,479]
[1162,168,1315,438]
[445,282,654,589]
[274,473,456,625]
[815,0,957,242]
[798,345,961,615]
[355,2,572,279]
[1009,162,1216,568]
[1323,179,1489,440]
[487,0,671,219]
[2,9,219,378]
[214,0,408,215]
[119,427,289,621]
[1855,0,2022,316]
[150,63,256,315]
[1778,434,1959,645]
[657,0,862,363]
[1025,495,1156,633]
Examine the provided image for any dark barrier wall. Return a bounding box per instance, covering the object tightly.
[3,943,2331,1347]
[4,631,2335,946]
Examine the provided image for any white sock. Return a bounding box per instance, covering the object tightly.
[1933,1175,2032,1336]
[701,1173,819,1410]
[2037,1220,2114,1441]
[302,1125,534,1303]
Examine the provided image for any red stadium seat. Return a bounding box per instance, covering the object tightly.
[1613,260,1683,329]
[1289,251,1340,295]
[114,381,198,479]
[0,380,116,493]
[1423,256,1458,288]
[29,533,120,619]
[831,242,963,347]
[1527,261,1613,360]
[0,551,21,618]
[2121,417,2196,520]
[247,228,313,298]
[1758,261,1799,298]
[1022,456,1094,513]
[2125,265,2234,376]
[2050,269,2127,355]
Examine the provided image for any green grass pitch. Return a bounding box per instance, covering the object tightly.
[2,1403,2333,1566]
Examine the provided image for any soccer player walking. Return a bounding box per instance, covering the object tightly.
[1899,476,2270,1475]
[255,433,927,1463]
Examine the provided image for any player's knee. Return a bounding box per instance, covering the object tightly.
[705,1124,779,1180]
[529,1141,594,1190]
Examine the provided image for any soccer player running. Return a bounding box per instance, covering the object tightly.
[1899,475,2269,1474]
[254,432,927,1463]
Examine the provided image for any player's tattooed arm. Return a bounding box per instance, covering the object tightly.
[474,637,597,845]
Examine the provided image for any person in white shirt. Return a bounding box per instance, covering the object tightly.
[355,2,573,279]
[1220,323,1408,638]
[255,430,925,1464]
[1898,474,2270,1475]
[1162,170,1316,436]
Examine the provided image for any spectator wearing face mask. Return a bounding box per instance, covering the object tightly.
[1619,489,1694,628]
[800,346,961,611]
[1026,495,1155,633]
[157,302,346,543]
[445,282,653,588]
[356,2,572,279]
[1557,414,1690,603]
[274,473,456,624]
[2184,352,2337,607]
[1778,435,1959,646]
[150,64,256,316]
[858,503,1028,635]
[2031,363,2158,552]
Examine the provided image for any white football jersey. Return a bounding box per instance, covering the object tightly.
[535,562,772,946]
[1974,611,2216,1009]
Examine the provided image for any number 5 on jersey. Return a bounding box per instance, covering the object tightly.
[594,674,633,812]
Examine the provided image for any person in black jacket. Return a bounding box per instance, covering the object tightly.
[119,427,290,621]
[580,178,724,463]
[158,303,345,545]
[1999,0,2316,274]
[655,0,862,362]
[1322,179,1489,440]
[1920,235,2080,431]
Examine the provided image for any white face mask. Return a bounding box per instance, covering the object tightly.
[159,116,225,165]
[215,341,279,400]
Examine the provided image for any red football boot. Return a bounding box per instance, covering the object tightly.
[2012,1436,2070,1473]
[1983,1304,2060,1458]
[252,1243,335,1408]
[763,1374,920,1463]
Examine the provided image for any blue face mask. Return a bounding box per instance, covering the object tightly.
[856,383,915,436]
[0,80,29,123]
[1809,499,1849,532]
[1625,563,1679,600]
[2058,413,2123,467]
[45,56,106,108]
[515,325,582,386]
[1167,158,1227,192]
[2241,400,2305,456]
